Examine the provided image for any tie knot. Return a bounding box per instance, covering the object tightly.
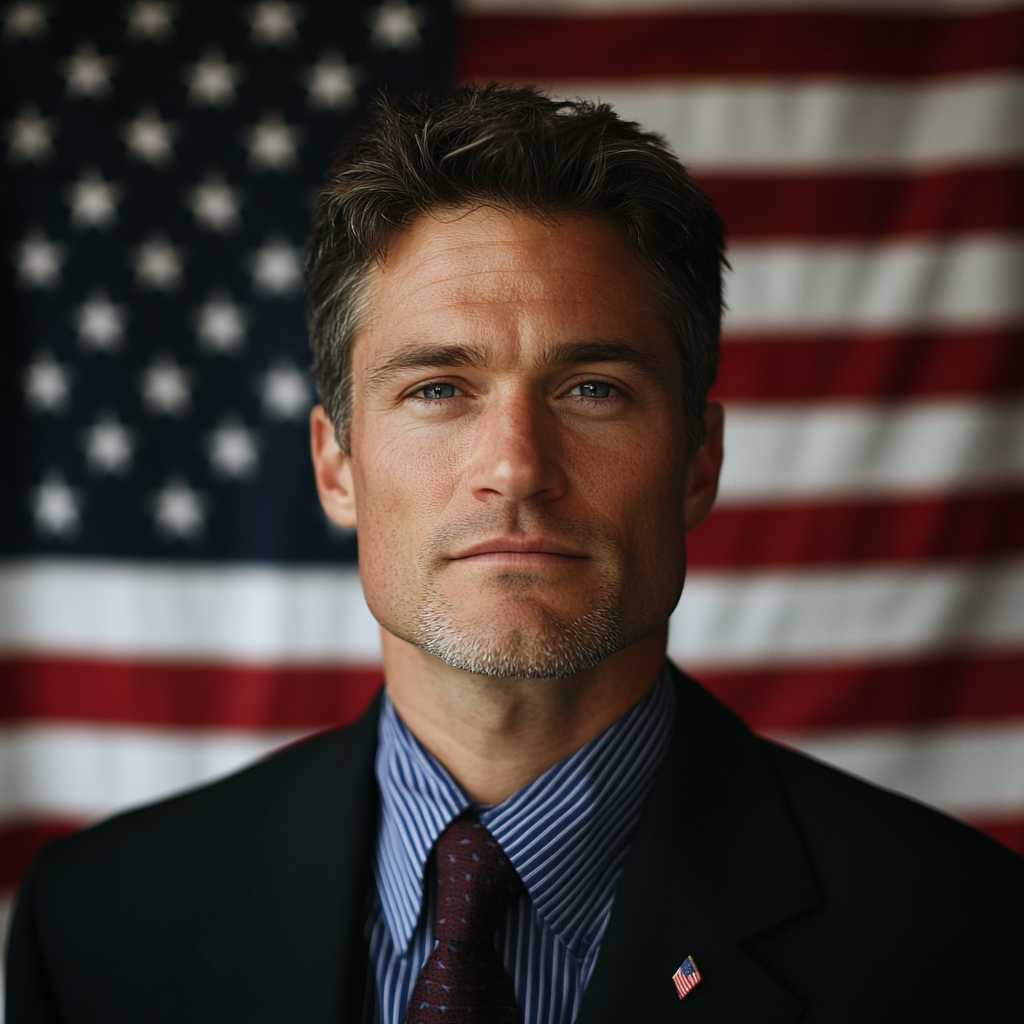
[434,813,524,942]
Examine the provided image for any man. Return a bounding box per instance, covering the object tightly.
[6,86,1023,1024]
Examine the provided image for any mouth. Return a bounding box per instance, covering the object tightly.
[450,536,589,566]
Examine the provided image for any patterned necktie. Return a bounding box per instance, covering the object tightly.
[406,813,525,1023]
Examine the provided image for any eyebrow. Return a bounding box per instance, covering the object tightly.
[364,339,670,391]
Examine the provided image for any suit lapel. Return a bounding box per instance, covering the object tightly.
[576,671,818,1023]
[195,693,383,1024]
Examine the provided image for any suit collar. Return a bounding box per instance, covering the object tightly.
[576,669,819,1023]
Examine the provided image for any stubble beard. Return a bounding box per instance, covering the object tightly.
[411,571,624,679]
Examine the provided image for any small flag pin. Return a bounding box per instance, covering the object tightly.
[672,956,703,1000]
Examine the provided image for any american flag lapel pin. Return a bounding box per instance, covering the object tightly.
[672,956,703,1000]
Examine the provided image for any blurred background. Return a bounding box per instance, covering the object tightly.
[2,0,1022,997]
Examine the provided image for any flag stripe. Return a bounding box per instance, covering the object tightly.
[523,74,1024,171]
[461,9,1024,79]
[670,560,1024,667]
[723,236,1024,332]
[699,167,1024,240]
[717,400,1024,504]
[700,655,1024,729]
[689,490,1024,568]
[463,0,1024,13]
[713,330,1024,401]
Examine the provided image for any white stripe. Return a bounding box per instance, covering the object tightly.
[717,400,1024,504]
[723,236,1024,333]
[0,559,381,662]
[462,0,1024,13]
[0,725,303,823]
[534,74,1024,171]
[671,560,1024,667]
[774,723,1024,817]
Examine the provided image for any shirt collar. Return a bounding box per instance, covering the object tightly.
[374,663,676,958]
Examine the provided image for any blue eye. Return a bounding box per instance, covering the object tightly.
[420,384,457,399]
[574,381,612,399]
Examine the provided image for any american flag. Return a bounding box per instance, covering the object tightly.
[672,955,702,1000]
[2,0,1023,1004]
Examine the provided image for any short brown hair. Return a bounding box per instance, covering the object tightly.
[306,84,726,450]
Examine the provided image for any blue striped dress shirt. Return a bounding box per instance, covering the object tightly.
[366,664,676,1024]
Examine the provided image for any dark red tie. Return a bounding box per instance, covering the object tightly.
[406,813,525,1023]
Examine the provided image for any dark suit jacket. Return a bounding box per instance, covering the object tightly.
[6,670,1024,1023]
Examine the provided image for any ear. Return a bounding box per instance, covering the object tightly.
[682,402,724,533]
[310,405,357,528]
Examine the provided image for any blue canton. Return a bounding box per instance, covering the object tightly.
[368,664,677,1024]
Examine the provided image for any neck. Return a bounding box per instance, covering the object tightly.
[381,626,668,806]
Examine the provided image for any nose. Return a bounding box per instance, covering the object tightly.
[467,392,568,504]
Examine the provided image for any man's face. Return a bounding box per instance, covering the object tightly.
[312,207,721,678]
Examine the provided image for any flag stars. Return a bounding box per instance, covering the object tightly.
[73,290,127,352]
[260,361,312,420]
[250,236,303,295]
[185,173,242,232]
[302,52,360,111]
[14,229,65,288]
[243,112,302,172]
[245,1,303,46]
[122,107,179,166]
[208,418,260,479]
[6,104,56,163]
[3,2,50,40]
[184,49,243,108]
[82,412,136,474]
[61,42,118,100]
[66,168,122,230]
[152,476,206,540]
[31,472,81,538]
[140,354,192,415]
[368,0,426,51]
[125,1,177,41]
[23,351,71,413]
[131,232,185,291]
[195,292,248,353]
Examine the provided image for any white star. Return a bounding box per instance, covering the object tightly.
[243,112,302,172]
[22,351,71,412]
[3,2,50,39]
[72,289,127,351]
[14,228,65,288]
[152,476,206,540]
[184,49,242,108]
[367,0,425,51]
[185,172,242,232]
[208,417,260,479]
[301,52,360,110]
[125,1,177,41]
[131,232,184,291]
[61,42,117,100]
[82,411,136,474]
[5,104,56,163]
[194,291,248,353]
[31,472,81,537]
[122,107,178,166]
[260,360,312,420]
[245,1,302,46]
[250,236,303,295]
[140,354,192,415]
[66,167,122,230]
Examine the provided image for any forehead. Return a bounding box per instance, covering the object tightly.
[356,206,670,357]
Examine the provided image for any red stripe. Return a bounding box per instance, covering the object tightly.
[712,330,1024,401]
[698,654,1024,731]
[0,821,81,891]
[459,9,1024,80]
[698,168,1024,241]
[689,490,1024,569]
[0,660,383,728]
[965,814,1024,856]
